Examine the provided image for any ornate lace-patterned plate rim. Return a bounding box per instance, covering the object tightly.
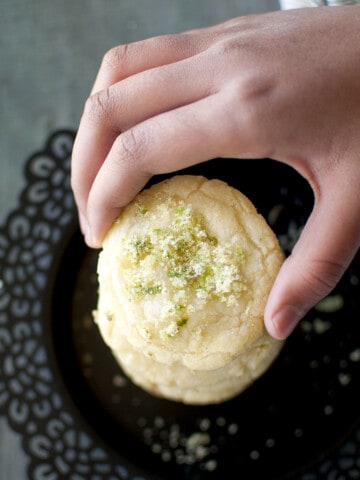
[0,129,150,480]
[0,129,359,480]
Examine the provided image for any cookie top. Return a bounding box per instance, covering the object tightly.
[96,175,284,371]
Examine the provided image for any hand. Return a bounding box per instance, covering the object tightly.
[71,5,360,339]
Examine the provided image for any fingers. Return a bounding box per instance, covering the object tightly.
[71,39,213,224]
[83,92,237,247]
[265,171,360,339]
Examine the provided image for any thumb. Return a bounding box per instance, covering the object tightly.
[264,177,360,339]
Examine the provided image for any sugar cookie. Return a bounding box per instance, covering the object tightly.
[94,175,284,404]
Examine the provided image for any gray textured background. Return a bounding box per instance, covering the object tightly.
[0,1,278,478]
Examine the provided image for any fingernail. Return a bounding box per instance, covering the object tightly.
[80,214,102,248]
[79,212,89,237]
[79,212,95,246]
[271,305,304,340]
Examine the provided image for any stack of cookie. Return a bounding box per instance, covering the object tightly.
[93,176,284,404]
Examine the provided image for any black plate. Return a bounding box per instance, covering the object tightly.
[1,130,360,480]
